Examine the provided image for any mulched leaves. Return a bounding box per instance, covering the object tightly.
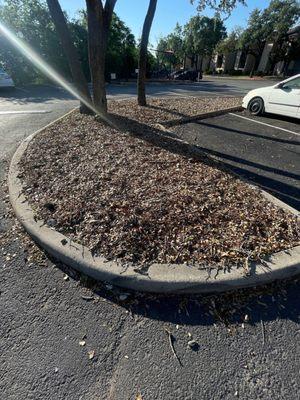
[19,101,299,272]
[108,96,241,126]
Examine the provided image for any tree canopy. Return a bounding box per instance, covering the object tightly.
[192,0,246,15]
[184,15,226,59]
[215,27,243,55]
[239,0,300,59]
[156,23,184,69]
[0,0,137,84]
[0,0,68,83]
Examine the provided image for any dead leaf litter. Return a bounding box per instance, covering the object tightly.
[19,98,299,272]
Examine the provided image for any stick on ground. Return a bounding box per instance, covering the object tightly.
[164,328,182,366]
[261,319,266,347]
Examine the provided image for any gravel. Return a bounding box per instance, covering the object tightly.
[19,100,299,272]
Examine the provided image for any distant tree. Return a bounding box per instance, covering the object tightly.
[238,9,264,76]
[266,0,300,74]
[239,0,300,76]
[184,16,226,70]
[0,0,69,84]
[137,0,157,106]
[215,27,243,55]
[269,34,300,76]
[69,13,90,82]
[137,0,245,106]
[46,0,92,113]
[156,23,184,70]
[106,14,137,79]
[71,10,137,81]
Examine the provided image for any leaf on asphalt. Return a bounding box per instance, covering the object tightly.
[119,293,129,301]
[187,339,199,351]
[88,350,95,360]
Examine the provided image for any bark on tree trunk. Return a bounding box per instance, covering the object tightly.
[137,0,157,106]
[198,56,203,80]
[249,56,256,78]
[86,0,107,113]
[46,0,92,114]
[85,0,116,114]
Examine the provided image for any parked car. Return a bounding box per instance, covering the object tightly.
[174,70,200,81]
[169,69,184,79]
[242,74,300,119]
[0,67,14,88]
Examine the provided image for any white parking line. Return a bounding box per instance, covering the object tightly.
[0,110,51,115]
[15,87,30,93]
[229,113,300,137]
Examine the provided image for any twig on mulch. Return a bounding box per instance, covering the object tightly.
[261,319,266,347]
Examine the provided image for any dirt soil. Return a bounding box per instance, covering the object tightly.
[19,103,299,272]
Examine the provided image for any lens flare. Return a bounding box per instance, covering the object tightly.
[0,20,109,120]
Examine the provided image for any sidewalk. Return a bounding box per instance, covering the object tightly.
[203,75,282,81]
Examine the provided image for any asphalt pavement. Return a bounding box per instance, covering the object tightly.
[1,80,300,400]
[173,111,300,210]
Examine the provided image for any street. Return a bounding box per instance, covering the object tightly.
[0,77,279,159]
[1,80,300,400]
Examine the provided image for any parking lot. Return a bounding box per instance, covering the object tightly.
[173,111,300,210]
[1,82,300,400]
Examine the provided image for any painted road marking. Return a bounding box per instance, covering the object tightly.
[0,110,51,115]
[229,113,300,137]
[15,87,30,93]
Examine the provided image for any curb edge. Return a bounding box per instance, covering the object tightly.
[8,108,300,294]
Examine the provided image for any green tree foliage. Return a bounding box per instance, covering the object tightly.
[0,0,69,84]
[75,10,138,80]
[0,0,137,85]
[156,23,184,69]
[192,0,246,15]
[239,0,300,65]
[184,16,226,66]
[106,14,137,79]
[215,27,243,55]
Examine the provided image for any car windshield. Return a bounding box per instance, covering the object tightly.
[283,76,300,89]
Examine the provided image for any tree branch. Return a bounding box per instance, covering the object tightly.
[104,0,117,23]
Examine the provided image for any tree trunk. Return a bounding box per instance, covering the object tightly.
[249,55,257,78]
[137,0,157,106]
[46,0,92,114]
[198,56,203,80]
[85,0,116,114]
[86,0,107,113]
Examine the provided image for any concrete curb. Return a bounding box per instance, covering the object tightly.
[162,106,243,127]
[8,109,300,294]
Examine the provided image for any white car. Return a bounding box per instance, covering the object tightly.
[0,67,14,88]
[242,74,300,119]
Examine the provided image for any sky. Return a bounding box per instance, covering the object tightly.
[60,0,271,46]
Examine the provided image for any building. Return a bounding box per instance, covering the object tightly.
[185,25,300,77]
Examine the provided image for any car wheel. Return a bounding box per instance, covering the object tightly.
[248,97,264,116]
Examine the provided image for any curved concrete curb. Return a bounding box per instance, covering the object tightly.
[8,109,300,293]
